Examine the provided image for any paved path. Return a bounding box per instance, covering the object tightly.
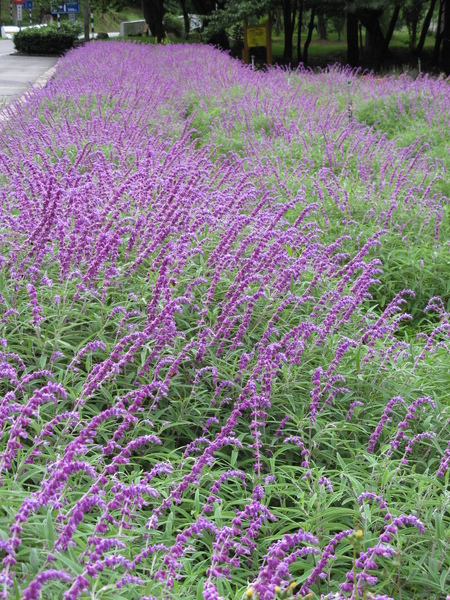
[0,32,120,107]
[0,40,57,106]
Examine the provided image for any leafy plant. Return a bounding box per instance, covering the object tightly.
[0,42,448,600]
[13,21,82,55]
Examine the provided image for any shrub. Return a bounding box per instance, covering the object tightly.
[13,22,82,55]
[0,42,449,600]
[163,12,184,38]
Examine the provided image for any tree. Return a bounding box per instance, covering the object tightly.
[346,1,359,66]
[332,13,346,40]
[179,0,190,38]
[403,0,428,50]
[380,3,401,64]
[443,0,450,73]
[343,1,408,68]
[142,0,165,42]
[200,0,305,65]
[432,0,450,71]
[197,0,269,49]
[83,0,90,40]
[281,0,298,63]
[297,0,304,62]
[303,6,316,65]
[190,0,216,11]
[433,0,444,63]
[317,8,327,38]
[416,0,437,56]
[358,6,385,63]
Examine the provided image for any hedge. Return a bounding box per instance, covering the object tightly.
[14,22,82,55]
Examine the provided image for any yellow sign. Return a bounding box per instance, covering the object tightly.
[246,25,266,48]
[243,20,272,66]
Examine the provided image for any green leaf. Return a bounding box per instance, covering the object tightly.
[45,511,55,551]
[197,577,205,600]
[13,577,21,600]
[165,512,174,536]
[39,354,47,369]
[440,568,449,592]
[194,488,200,516]
[30,548,39,573]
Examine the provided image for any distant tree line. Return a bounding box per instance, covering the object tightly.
[142,0,450,73]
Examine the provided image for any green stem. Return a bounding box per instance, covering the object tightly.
[353,544,359,600]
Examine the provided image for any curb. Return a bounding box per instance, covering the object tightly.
[32,63,58,91]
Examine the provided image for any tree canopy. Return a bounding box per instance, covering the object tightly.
[139,0,450,73]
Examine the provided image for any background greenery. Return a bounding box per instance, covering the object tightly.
[1,0,448,73]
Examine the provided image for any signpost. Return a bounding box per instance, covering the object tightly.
[243,20,272,67]
[50,3,79,13]
[12,0,24,28]
[22,0,32,23]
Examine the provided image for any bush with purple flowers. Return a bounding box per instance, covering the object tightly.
[0,42,448,599]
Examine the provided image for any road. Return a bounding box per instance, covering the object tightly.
[0,39,57,105]
[0,33,119,106]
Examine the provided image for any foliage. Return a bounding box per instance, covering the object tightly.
[0,42,448,600]
[13,22,82,54]
[164,12,184,36]
[402,0,429,49]
[202,0,271,38]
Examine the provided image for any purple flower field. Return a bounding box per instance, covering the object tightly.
[0,42,449,599]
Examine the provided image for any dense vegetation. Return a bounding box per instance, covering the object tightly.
[0,42,448,599]
[13,22,81,55]
[142,0,450,72]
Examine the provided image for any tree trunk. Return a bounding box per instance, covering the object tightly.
[358,8,385,67]
[274,9,282,36]
[411,21,418,49]
[297,0,303,64]
[317,11,327,40]
[416,0,437,56]
[179,0,190,39]
[282,0,298,64]
[380,4,400,64]
[433,0,444,63]
[443,0,450,73]
[303,7,316,67]
[347,11,359,67]
[142,0,165,43]
[83,0,90,41]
